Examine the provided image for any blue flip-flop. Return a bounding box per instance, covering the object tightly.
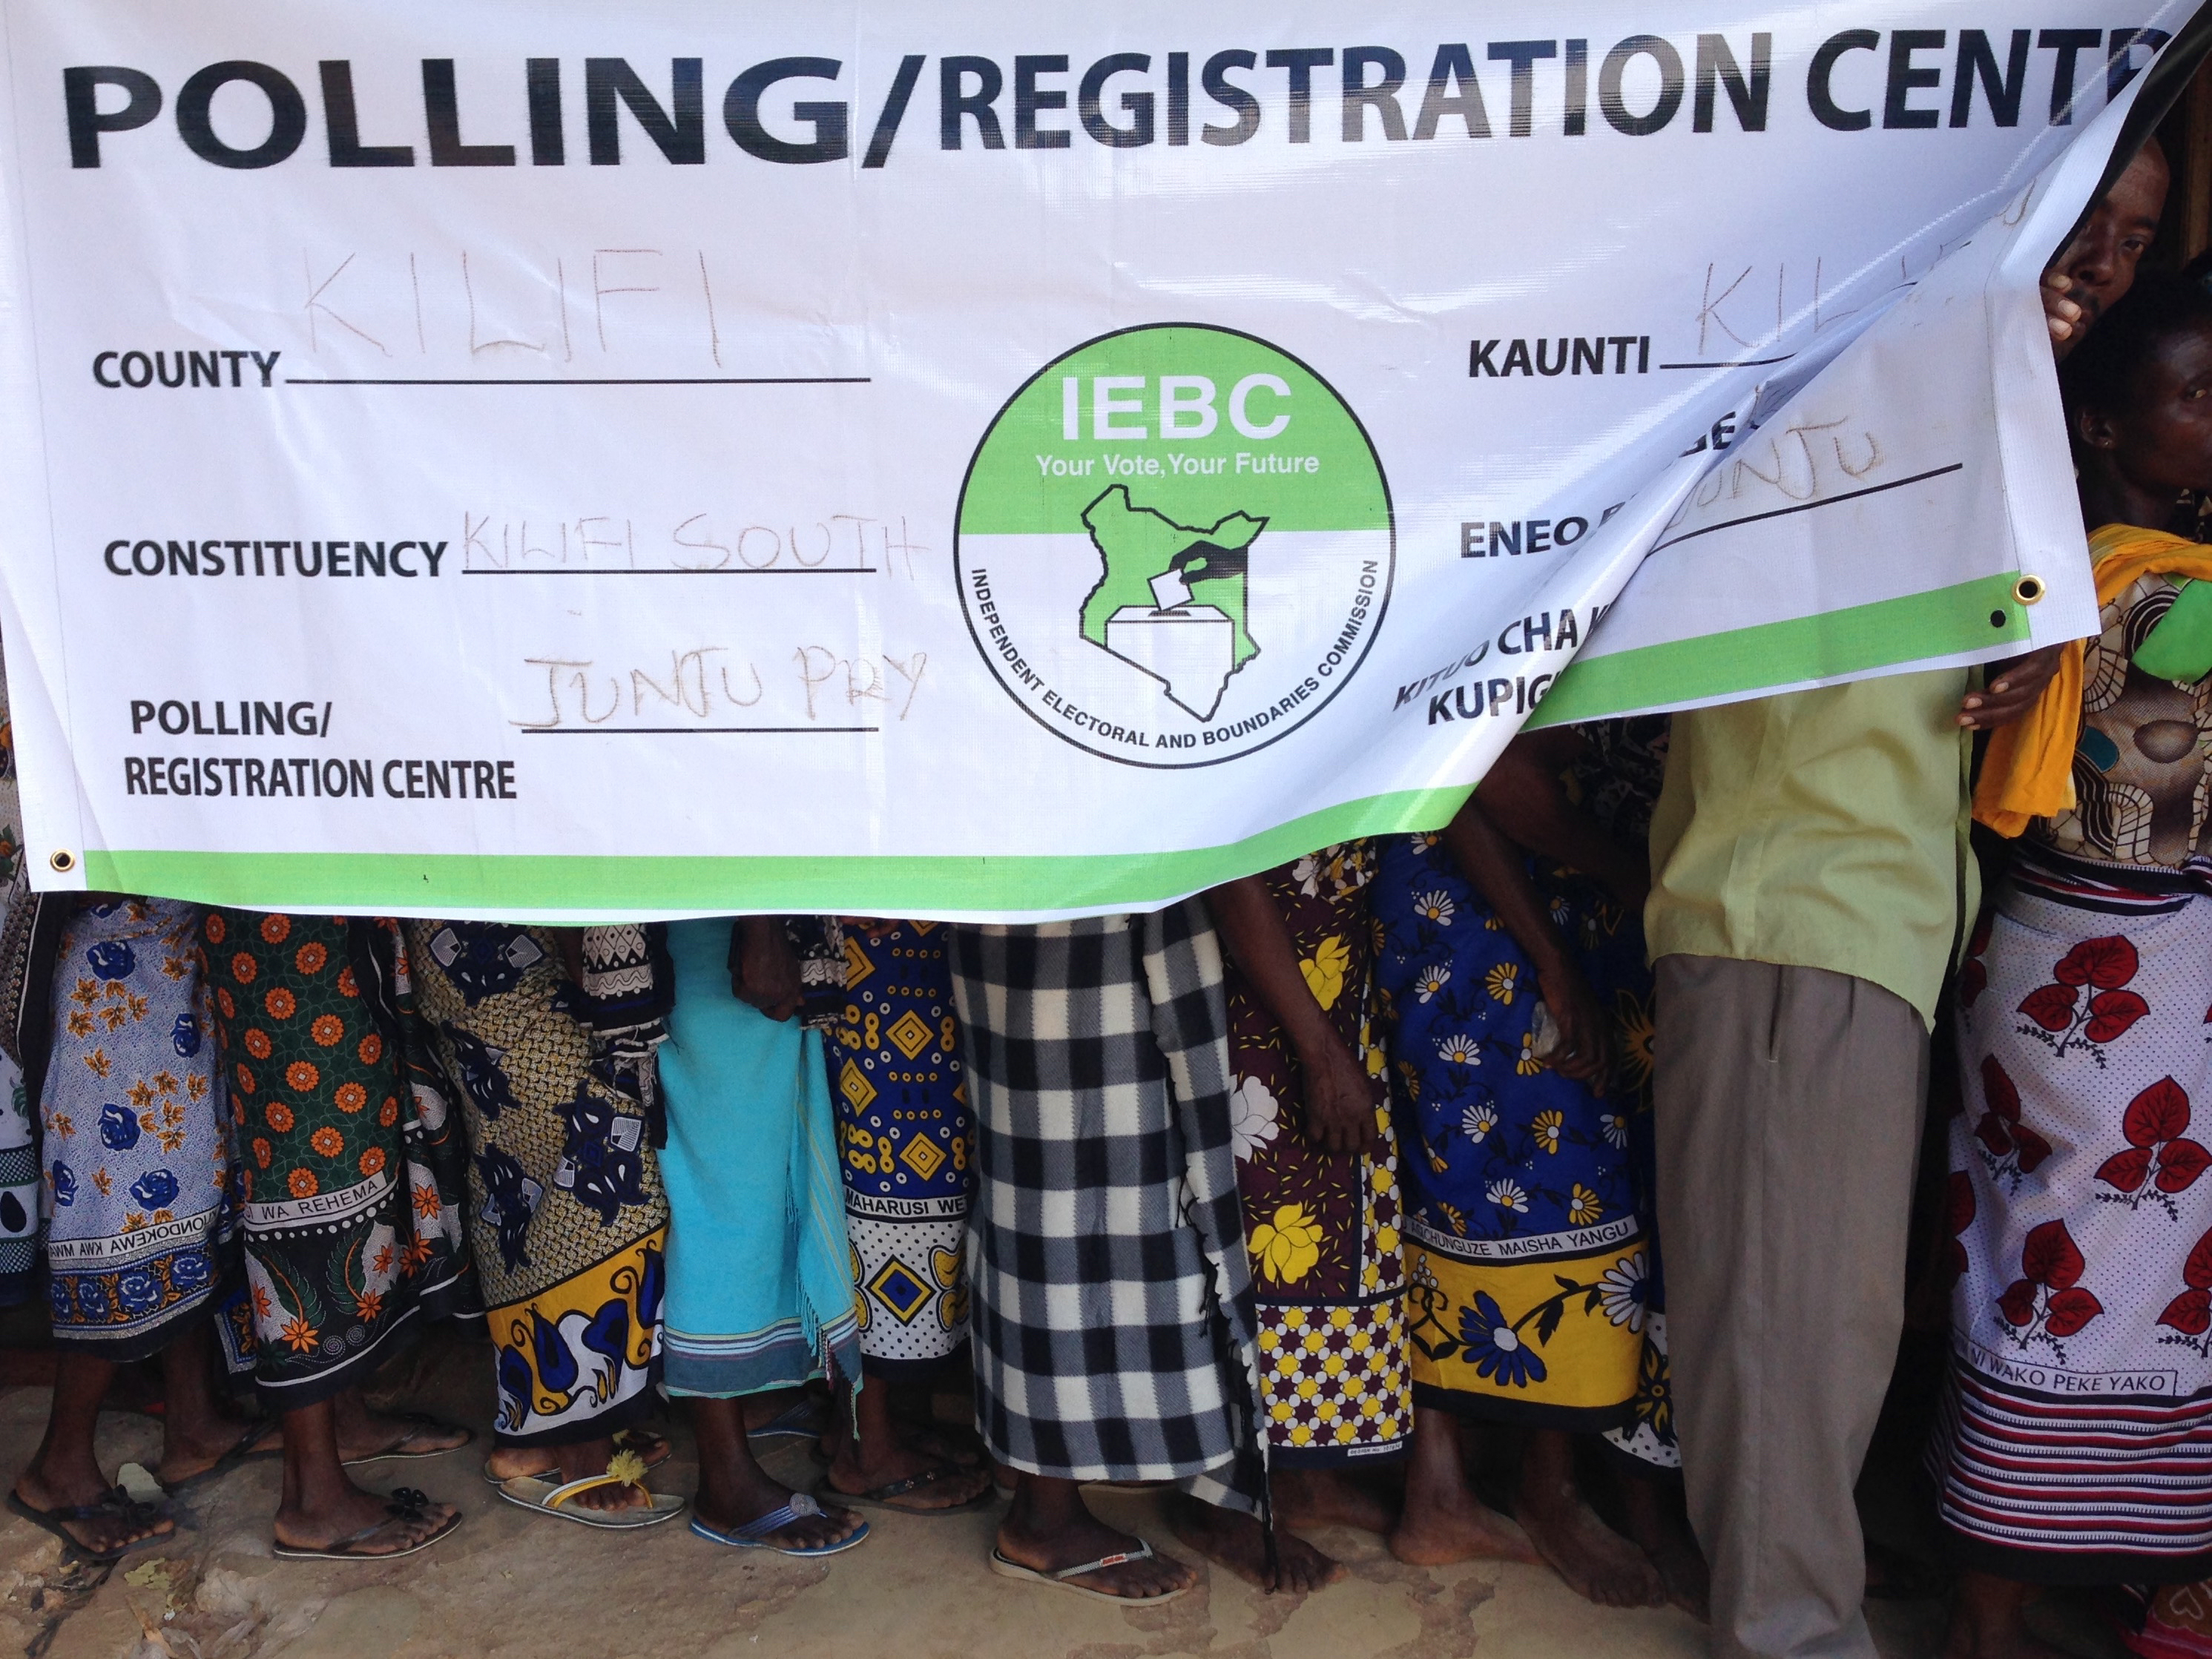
[688,1491,868,1557]
[746,1395,828,1442]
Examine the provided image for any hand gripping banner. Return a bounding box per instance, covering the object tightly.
[0,1,2196,918]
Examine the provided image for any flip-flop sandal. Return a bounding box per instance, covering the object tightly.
[812,1464,996,1516]
[6,1485,174,1565]
[747,1396,828,1442]
[159,1419,281,1494]
[988,1540,1190,1604]
[340,1414,475,1468]
[272,1488,461,1563]
[689,1491,869,1557]
[479,1428,674,1488]
[901,1423,985,1469]
[497,1472,687,1530]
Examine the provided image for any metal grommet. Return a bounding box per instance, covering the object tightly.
[47,850,74,874]
[2012,573,2047,606]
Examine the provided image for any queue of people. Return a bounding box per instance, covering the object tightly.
[0,132,2200,1659]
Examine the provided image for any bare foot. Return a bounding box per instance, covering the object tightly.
[272,1481,456,1557]
[1171,1494,1342,1592]
[998,1506,1195,1600]
[1518,1477,1665,1609]
[12,1468,174,1556]
[694,1484,865,1551]
[1390,1480,1542,1566]
[1620,1475,1709,1621]
[1275,1467,1397,1537]
[154,1416,280,1488]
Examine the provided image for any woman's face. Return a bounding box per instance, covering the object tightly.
[2095,323,2212,495]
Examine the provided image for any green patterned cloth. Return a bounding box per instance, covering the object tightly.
[208,911,473,1409]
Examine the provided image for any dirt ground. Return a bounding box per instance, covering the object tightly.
[0,1325,2130,1659]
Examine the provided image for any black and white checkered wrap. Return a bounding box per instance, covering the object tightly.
[949,902,1266,1514]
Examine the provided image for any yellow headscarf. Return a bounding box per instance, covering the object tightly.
[1974,524,2212,837]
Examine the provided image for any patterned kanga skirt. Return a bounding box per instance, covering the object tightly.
[409,922,668,1447]
[208,912,474,1410]
[1223,842,1412,1468]
[827,921,972,1379]
[1373,834,1648,1433]
[43,898,232,1359]
[1938,854,2212,1584]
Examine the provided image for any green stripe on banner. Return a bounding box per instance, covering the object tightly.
[85,787,1475,916]
[1529,573,2030,727]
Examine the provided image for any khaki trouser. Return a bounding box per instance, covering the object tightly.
[1653,955,1926,1659]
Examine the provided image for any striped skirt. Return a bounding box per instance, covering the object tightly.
[1937,853,2212,1583]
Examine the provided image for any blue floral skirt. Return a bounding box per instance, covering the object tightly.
[1375,834,1649,1433]
[43,899,233,1359]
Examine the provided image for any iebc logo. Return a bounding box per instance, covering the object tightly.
[955,324,1393,768]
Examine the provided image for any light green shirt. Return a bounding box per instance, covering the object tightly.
[1645,670,1975,1029]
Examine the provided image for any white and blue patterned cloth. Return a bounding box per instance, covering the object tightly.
[42,897,231,1357]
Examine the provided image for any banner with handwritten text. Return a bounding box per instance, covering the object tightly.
[0,1,2190,917]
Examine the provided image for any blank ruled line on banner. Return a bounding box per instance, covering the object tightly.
[464,567,879,576]
[515,726,880,736]
[283,376,872,386]
[1656,354,1797,370]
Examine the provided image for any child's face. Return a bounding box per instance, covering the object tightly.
[2109,325,2212,495]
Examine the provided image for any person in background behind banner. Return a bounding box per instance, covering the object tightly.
[819,920,993,1517]
[8,896,273,1561]
[1946,275,2212,1659]
[207,912,475,1561]
[1645,142,2165,1659]
[950,906,1268,1605]
[408,921,679,1531]
[1178,845,1411,1591]
[657,915,869,1557]
[2043,139,2169,352]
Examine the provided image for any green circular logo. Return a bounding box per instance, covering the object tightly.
[955,323,1394,768]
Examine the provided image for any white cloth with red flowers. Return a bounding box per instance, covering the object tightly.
[1939,854,2212,1583]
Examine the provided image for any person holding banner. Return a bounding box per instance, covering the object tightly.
[1945,272,2212,1659]
[1645,143,2166,1659]
[1182,845,1411,1589]
[206,912,475,1561]
[406,922,678,1529]
[2041,139,2171,352]
[949,906,1266,1603]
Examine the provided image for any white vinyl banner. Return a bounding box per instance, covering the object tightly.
[0,2,2192,918]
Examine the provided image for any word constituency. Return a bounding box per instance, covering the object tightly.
[103,539,447,578]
